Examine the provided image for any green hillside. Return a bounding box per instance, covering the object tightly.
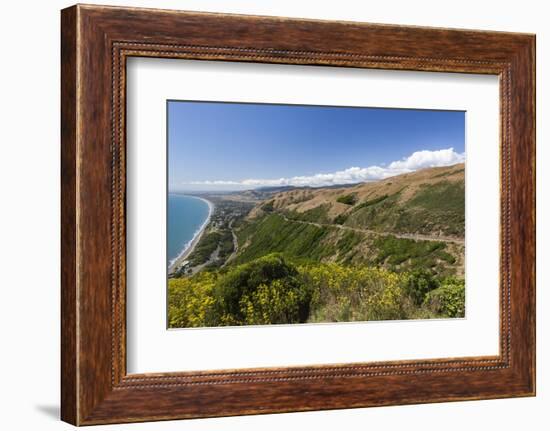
[168,164,466,328]
[342,181,464,236]
[234,212,462,277]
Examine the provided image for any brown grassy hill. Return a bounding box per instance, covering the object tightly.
[250,163,465,239]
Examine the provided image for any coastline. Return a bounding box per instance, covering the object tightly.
[168,195,214,275]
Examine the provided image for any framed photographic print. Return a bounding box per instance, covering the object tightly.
[61,4,535,425]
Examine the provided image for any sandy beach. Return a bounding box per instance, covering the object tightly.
[168,196,214,275]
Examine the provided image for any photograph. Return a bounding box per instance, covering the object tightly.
[167,101,466,328]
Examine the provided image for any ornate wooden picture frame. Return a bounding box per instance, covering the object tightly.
[61,4,535,425]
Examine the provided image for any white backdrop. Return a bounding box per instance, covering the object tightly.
[0,0,546,430]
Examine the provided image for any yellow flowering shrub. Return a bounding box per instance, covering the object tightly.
[168,271,216,328]
[300,263,411,322]
[239,279,311,325]
[167,254,464,328]
[212,254,311,325]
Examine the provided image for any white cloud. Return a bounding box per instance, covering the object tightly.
[387,148,465,171]
[185,148,465,189]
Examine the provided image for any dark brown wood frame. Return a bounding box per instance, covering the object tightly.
[61,4,536,426]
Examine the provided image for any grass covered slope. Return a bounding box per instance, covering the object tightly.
[344,180,464,237]
[252,163,465,238]
[235,212,463,277]
[235,213,335,264]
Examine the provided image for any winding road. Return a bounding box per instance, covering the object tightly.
[276,212,465,245]
[222,219,240,267]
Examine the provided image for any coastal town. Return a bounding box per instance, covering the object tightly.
[169,194,256,277]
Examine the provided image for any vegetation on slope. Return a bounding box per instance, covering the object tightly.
[168,253,465,328]
[284,204,331,224]
[374,235,456,267]
[168,165,466,328]
[186,229,234,268]
[235,213,461,277]
[351,194,390,211]
[336,194,357,205]
[235,213,334,264]
[263,164,466,238]
[423,277,466,318]
[343,181,465,237]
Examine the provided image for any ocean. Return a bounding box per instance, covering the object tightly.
[167,194,211,264]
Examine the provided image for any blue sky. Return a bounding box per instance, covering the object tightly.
[168,101,465,191]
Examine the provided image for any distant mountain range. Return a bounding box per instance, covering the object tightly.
[255,183,359,193]
[179,182,360,197]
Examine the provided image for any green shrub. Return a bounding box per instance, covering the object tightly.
[336,194,357,205]
[261,200,274,212]
[210,253,311,325]
[333,213,348,225]
[374,235,447,271]
[405,269,439,305]
[438,251,456,264]
[424,277,465,318]
[352,194,389,212]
